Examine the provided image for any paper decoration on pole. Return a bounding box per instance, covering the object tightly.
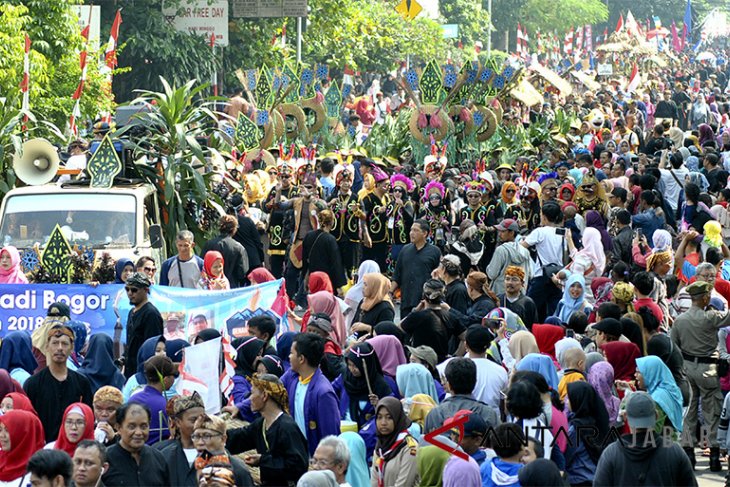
[41,225,73,283]
[395,0,422,21]
[104,10,122,70]
[235,113,261,151]
[70,21,91,136]
[87,135,122,188]
[324,82,342,118]
[20,33,31,130]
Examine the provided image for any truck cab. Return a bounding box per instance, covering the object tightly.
[0,182,166,272]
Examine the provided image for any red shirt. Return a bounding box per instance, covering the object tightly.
[634,297,664,324]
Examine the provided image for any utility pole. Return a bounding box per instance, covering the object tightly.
[297,17,302,63]
[487,0,492,55]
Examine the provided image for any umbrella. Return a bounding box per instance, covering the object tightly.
[696,51,717,62]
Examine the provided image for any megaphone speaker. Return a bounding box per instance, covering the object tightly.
[13,138,60,186]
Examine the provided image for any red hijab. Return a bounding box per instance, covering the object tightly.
[600,341,641,381]
[203,250,224,278]
[0,410,45,481]
[3,392,37,416]
[309,272,334,294]
[532,324,566,362]
[54,402,95,457]
[249,267,275,284]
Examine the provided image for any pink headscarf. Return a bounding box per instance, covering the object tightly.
[367,335,406,379]
[577,227,606,276]
[0,246,28,284]
[307,291,346,347]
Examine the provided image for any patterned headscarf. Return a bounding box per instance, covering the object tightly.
[250,373,290,414]
[646,250,672,273]
[93,386,123,405]
[173,391,205,417]
[611,282,635,312]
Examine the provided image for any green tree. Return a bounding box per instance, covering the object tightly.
[440,0,491,52]
[601,0,714,33]
[0,1,113,136]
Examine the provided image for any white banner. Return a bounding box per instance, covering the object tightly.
[180,337,222,413]
[162,0,229,46]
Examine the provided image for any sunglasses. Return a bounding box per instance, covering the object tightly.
[143,266,156,272]
[125,287,141,293]
[280,174,292,179]
[544,186,558,191]
[505,189,516,193]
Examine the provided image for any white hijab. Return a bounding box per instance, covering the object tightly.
[344,260,381,311]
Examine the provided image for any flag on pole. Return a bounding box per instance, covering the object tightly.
[69,23,91,136]
[281,23,287,48]
[625,62,640,92]
[625,11,640,37]
[616,13,624,33]
[343,65,355,86]
[20,33,30,114]
[575,26,584,53]
[603,27,608,43]
[682,0,692,49]
[564,28,574,55]
[671,21,681,52]
[585,25,593,52]
[104,10,122,70]
[516,24,523,55]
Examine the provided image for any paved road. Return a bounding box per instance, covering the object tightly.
[696,452,726,486]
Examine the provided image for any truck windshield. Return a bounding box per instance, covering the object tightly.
[0,193,136,249]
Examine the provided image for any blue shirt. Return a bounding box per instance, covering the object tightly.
[129,385,170,445]
[294,381,309,436]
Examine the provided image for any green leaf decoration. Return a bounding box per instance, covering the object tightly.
[255,66,273,107]
[41,224,72,283]
[282,64,300,104]
[235,113,260,151]
[419,61,442,105]
[87,135,122,189]
[324,82,342,118]
[453,63,473,106]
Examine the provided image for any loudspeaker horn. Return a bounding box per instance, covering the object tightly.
[13,138,60,186]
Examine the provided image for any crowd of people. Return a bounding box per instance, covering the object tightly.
[4,45,730,487]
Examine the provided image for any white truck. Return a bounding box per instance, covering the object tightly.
[0,182,166,272]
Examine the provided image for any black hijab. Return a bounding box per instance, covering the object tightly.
[195,328,221,343]
[374,397,412,461]
[567,381,610,463]
[518,459,566,486]
[373,321,406,345]
[345,342,392,425]
[232,336,265,377]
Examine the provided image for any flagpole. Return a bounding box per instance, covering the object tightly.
[296,17,302,63]
[486,0,492,55]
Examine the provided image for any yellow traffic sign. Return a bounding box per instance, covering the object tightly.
[395,0,422,20]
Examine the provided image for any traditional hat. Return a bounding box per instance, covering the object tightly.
[464,180,486,194]
[538,172,559,189]
[371,166,389,183]
[478,171,494,191]
[423,180,445,202]
[333,164,354,186]
[390,173,415,192]
[496,162,513,172]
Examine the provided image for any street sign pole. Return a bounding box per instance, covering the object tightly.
[297,17,302,63]
[487,0,492,55]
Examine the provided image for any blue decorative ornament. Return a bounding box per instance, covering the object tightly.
[301,68,314,84]
[246,69,257,91]
[256,110,270,126]
[480,68,493,82]
[444,72,457,88]
[466,67,478,84]
[473,111,484,127]
[492,75,505,89]
[342,84,352,99]
[406,69,418,90]
[223,125,235,137]
[20,249,39,272]
[272,76,282,91]
[503,66,515,80]
[80,246,95,263]
[316,64,328,80]
[347,125,356,137]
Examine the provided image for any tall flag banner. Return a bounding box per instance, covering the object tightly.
[625,62,640,92]
[70,22,92,137]
[516,23,524,55]
[523,26,530,56]
[671,21,681,52]
[575,25,584,53]
[603,27,608,43]
[563,28,574,55]
[281,22,287,48]
[210,33,217,97]
[625,11,641,37]
[20,34,30,114]
[616,13,624,33]
[585,25,593,52]
[104,10,122,70]
[682,0,692,50]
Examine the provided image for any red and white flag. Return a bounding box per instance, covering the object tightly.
[104,10,122,70]
[625,62,640,92]
[20,33,30,113]
[69,24,91,136]
[616,13,624,33]
[564,28,574,55]
[575,26,584,53]
[585,25,593,51]
[516,24,524,55]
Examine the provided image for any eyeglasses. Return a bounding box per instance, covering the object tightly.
[544,186,558,192]
[280,174,292,179]
[697,274,716,281]
[65,419,86,429]
[310,458,336,468]
[191,432,223,441]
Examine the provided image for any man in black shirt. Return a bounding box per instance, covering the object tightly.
[643,124,669,155]
[392,219,441,316]
[654,90,679,126]
[123,273,163,379]
[102,403,169,486]
[25,323,93,442]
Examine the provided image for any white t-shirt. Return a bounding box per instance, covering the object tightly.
[471,358,509,410]
[659,166,689,212]
[524,226,566,277]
